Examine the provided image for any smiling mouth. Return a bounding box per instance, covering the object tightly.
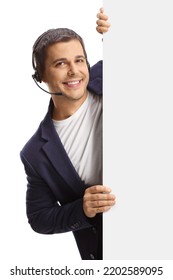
[63,80,82,88]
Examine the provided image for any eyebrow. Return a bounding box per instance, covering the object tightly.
[52,55,86,65]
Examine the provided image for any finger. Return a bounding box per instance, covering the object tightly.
[96,19,110,28]
[83,198,116,217]
[97,12,109,20]
[88,198,116,208]
[84,193,115,202]
[96,19,110,34]
[96,18,110,24]
[84,205,113,218]
[85,185,112,194]
[95,205,113,214]
[96,26,110,34]
[99,7,104,13]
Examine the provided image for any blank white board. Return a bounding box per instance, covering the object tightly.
[103,0,173,260]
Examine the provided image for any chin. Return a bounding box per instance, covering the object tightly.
[65,88,87,99]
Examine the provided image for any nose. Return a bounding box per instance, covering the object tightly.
[67,62,78,76]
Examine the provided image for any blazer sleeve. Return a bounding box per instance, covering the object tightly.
[21,153,97,234]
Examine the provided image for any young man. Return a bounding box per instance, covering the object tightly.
[20,9,115,260]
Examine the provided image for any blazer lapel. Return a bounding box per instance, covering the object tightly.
[40,100,86,196]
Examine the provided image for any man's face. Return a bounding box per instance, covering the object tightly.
[42,39,89,101]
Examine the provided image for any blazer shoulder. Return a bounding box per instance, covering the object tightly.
[89,60,103,81]
[88,60,103,96]
[20,123,43,160]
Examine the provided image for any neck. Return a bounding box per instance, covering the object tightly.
[52,92,88,120]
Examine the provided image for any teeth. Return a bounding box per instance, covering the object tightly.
[67,81,80,85]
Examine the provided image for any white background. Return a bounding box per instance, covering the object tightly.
[103,0,173,260]
[0,0,103,273]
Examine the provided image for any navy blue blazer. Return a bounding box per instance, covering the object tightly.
[20,61,103,260]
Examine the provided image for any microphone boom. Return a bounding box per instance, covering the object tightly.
[32,75,63,96]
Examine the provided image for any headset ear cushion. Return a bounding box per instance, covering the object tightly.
[33,71,41,83]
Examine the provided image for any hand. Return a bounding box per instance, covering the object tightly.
[96,7,111,34]
[83,185,116,218]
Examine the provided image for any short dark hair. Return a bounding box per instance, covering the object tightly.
[32,28,88,81]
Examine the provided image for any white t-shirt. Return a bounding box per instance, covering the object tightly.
[53,92,102,186]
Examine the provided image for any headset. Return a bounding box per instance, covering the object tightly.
[32,29,90,95]
[32,30,51,83]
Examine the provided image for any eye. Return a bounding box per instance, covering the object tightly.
[55,61,66,67]
[76,58,85,63]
